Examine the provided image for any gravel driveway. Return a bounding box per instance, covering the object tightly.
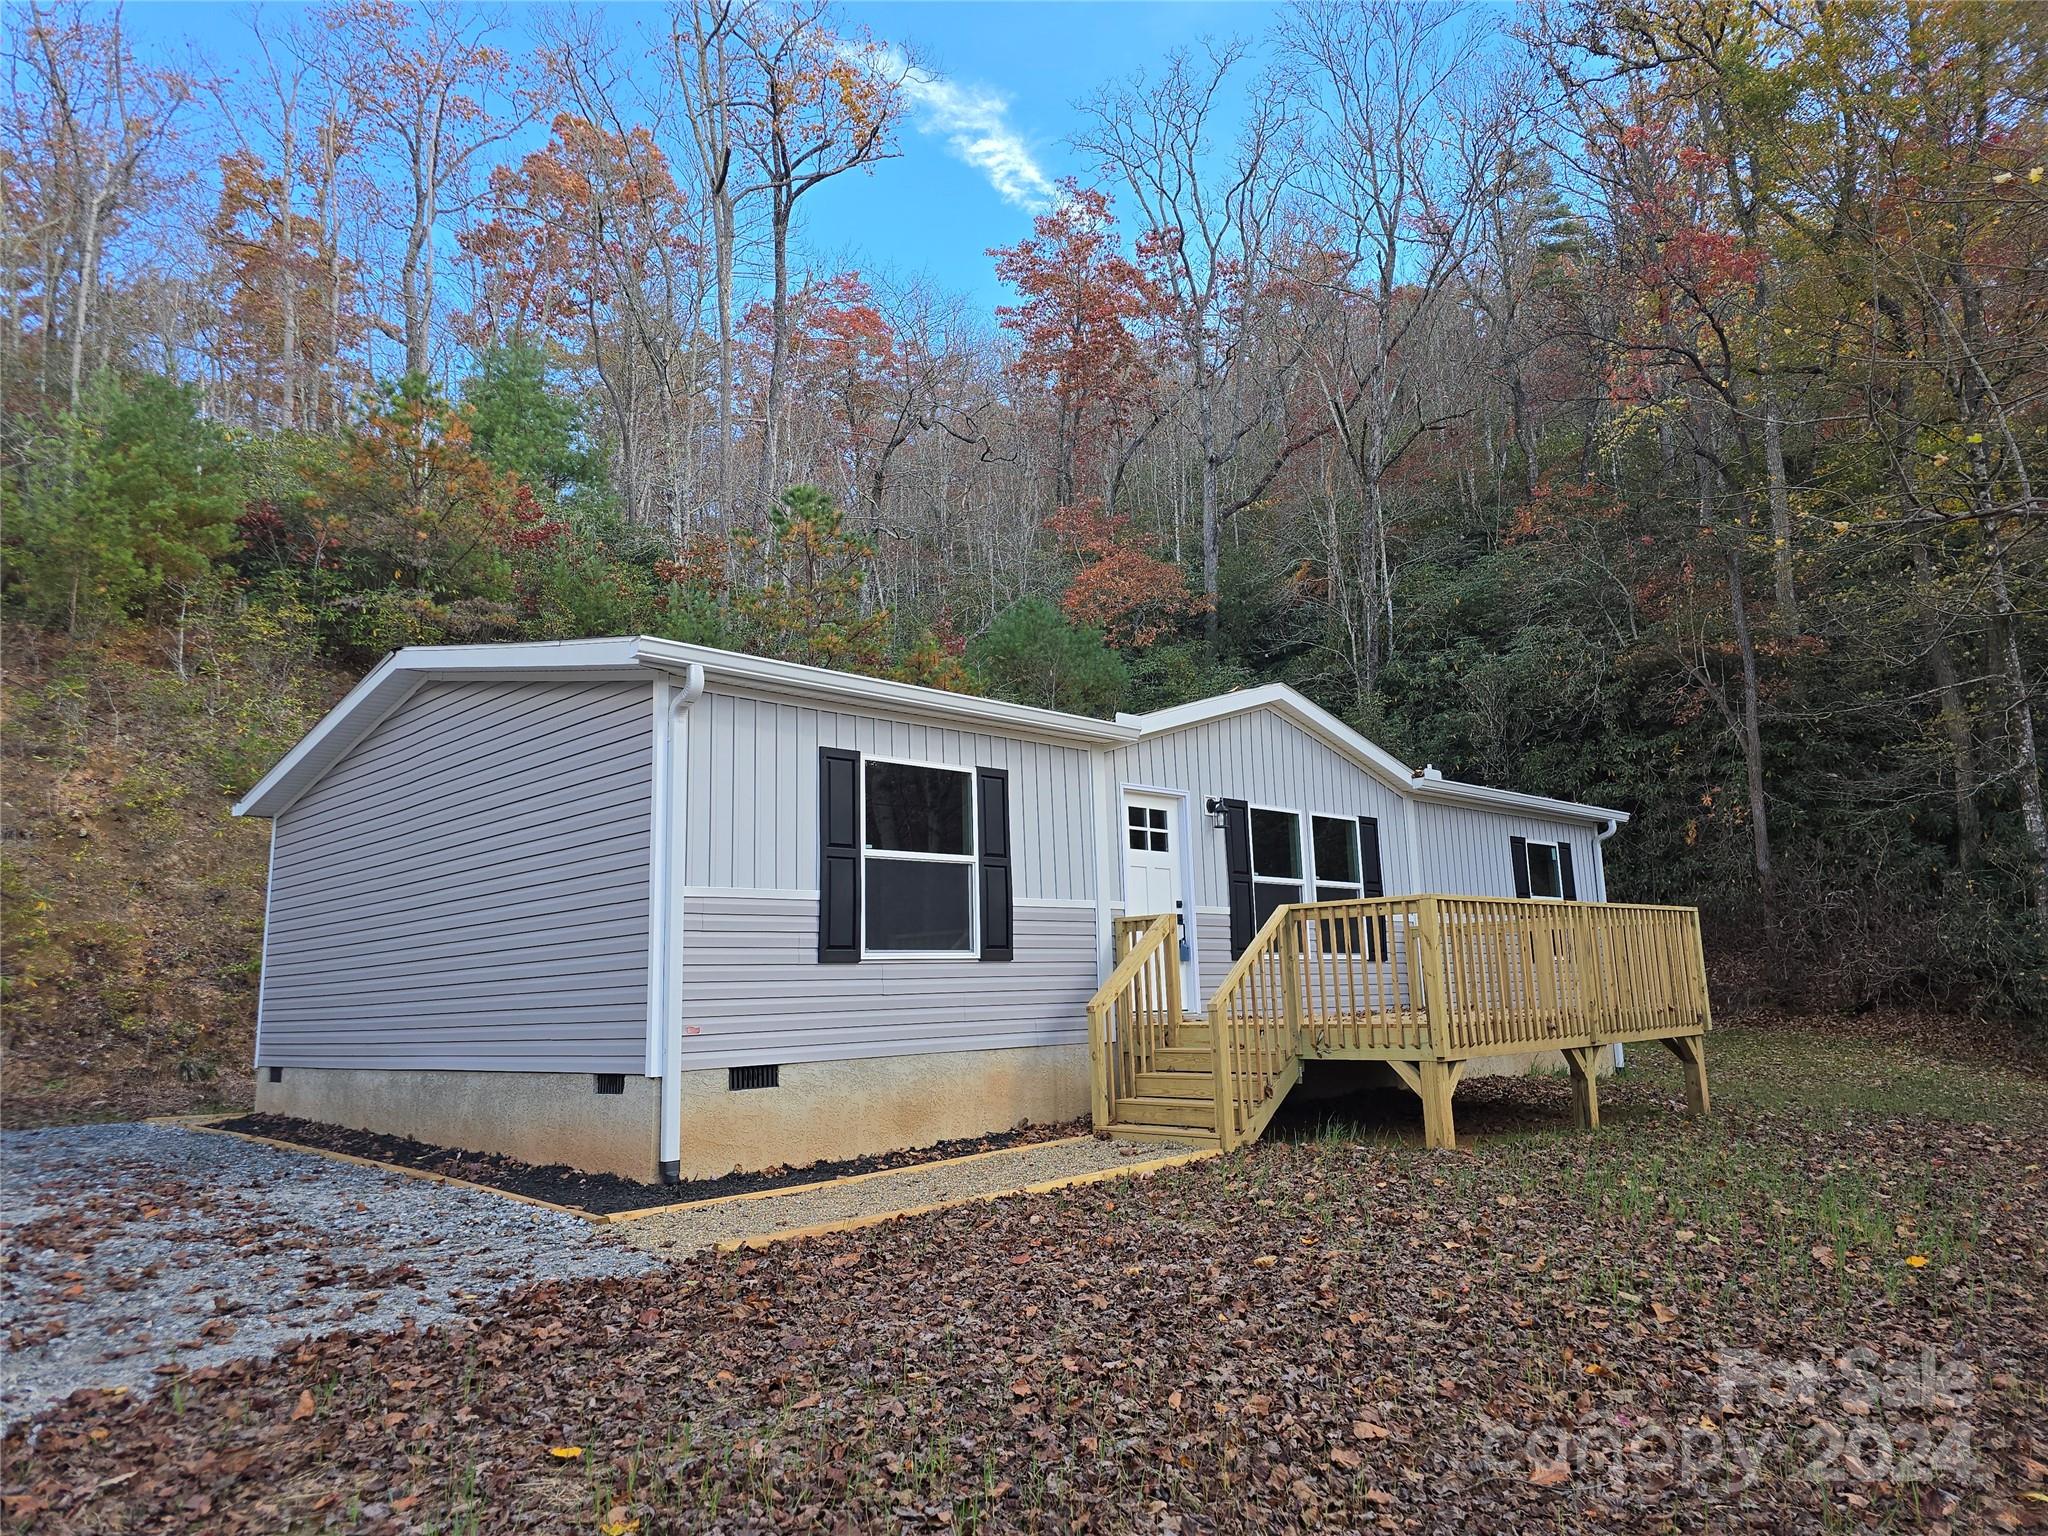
[0,1123,659,1428]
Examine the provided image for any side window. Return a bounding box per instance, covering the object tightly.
[863,760,976,954]
[1526,840,1564,900]
[1249,807,1302,926]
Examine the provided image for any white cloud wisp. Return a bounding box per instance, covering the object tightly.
[897,60,1057,213]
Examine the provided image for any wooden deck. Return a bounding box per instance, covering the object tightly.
[1087,896,1712,1150]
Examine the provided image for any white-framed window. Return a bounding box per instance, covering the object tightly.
[1311,813,1378,956]
[1311,815,1361,903]
[1249,805,1303,928]
[862,757,977,956]
[1525,839,1565,900]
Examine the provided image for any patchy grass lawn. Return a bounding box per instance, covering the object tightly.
[6,1018,2045,1533]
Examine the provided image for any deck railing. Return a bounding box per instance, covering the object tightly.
[1086,911,1180,1131]
[1205,896,1711,1147]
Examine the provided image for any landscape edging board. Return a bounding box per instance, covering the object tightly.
[154,1117,1118,1226]
[713,1147,1225,1252]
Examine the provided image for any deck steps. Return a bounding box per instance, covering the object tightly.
[1153,1045,1212,1072]
[1110,1093,1216,1129]
[1132,1069,1213,1100]
[1102,1122,1219,1147]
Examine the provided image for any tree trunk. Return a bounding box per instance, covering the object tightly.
[1911,540,1982,869]
[1727,538,1773,906]
[1761,368,1798,625]
[752,200,793,538]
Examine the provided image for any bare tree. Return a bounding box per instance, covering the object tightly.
[1075,41,1299,639]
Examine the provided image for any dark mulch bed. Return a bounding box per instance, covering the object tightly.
[209,1111,1091,1215]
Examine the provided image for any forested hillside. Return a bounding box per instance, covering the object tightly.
[4,0,2045,1122]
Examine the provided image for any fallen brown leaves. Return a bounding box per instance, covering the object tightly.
[5,1037,2047,1534]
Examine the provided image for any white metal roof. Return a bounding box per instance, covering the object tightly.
[232,637,1629,828]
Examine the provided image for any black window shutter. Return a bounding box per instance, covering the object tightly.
[1358,815,1388,960]
[1509,835,1532,898]
[818,748,861,962]
[1223,798,1255,957]
[1357,816,1385,897]
[1557,841,1578,900]
[977,767,1013,961]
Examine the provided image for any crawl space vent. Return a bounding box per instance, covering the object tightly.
[593,1073,625,1095]
[729,1064,780,1092]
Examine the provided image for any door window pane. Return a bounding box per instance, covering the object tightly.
[865,763,971,855]
[865,860,973,951]
[1250,809,1300,878]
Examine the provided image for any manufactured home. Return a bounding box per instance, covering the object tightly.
[232,636,1711,1182]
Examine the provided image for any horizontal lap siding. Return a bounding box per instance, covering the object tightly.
[1412,803,1608,900]
[685,690,1096,902]
[1109,713,1416,920]
[678,894,1097,1069]
[259,679,654,1073]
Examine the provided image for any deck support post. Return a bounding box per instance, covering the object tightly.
[1418,1057,1463,1150]
[1661,1033,1711,1117]
[1087,1003,1110,1133]
[1563,1045,1601,1131]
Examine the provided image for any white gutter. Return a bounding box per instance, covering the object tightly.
[651,662,705,1183]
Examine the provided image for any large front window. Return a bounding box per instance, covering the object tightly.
[1250,807,1302,928]
[863,760,976,954]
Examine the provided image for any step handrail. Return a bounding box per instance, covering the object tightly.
[1085,911,1180,1131]
[1202,902,1298,1150]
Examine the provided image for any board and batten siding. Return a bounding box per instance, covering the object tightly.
[257,678,655,1073]
[676,894,1097,1068]
[1411,801,1609,901]
[1109,715,1417,912]
[683,688,1098,902]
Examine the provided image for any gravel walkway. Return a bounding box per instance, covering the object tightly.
[616,1134,1197,1258]
[0,1123,659,1428]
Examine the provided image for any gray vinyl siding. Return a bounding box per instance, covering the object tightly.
[1412,802,1609,901]
[258,679,655,1073]
[684,688,1098,901]
[676,895,1097,1068]
[1194,907,1233,1008]
[1109,714,1417,910]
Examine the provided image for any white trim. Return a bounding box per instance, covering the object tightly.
[1248,800,1307,900]
[860,754,979,960]
[1091,752,1118,984]
[654,662,704,1176]
[1523,837,1566,901]
[683,885,820,901]
[1119,682,1629,828]
[1309,812,1363,902]
[1119,783,1201,1006]
[234,635,1134,820]
[1408,777,1629,826]
[670,888,1097,909]
[252,813,279,1069]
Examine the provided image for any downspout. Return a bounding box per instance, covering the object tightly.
[655,663,706,1182]
[1595,817,1623,1070]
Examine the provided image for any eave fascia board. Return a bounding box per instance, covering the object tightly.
[632,637,1138,747]
[1409,778,1631,827]
[1120,683,1628,827]
[233,636,1135,820]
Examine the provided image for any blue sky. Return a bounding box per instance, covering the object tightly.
[125,1,1284,321]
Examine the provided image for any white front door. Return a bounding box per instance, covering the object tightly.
[1121,790,1193,1004]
